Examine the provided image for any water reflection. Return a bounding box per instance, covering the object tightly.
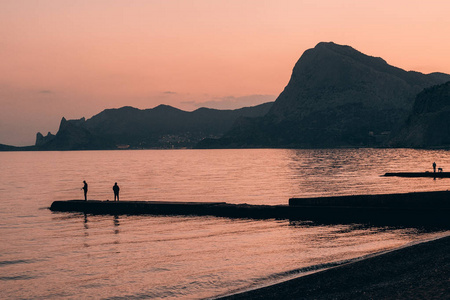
[80,214,122,248]
[285,148,450,199]
[288,220,448,234]
[84,213,89,230]
[113,215,120,235]
[83,213,90,248]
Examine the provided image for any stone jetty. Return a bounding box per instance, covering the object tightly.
[50,191,450,227]
[384,172,450,178]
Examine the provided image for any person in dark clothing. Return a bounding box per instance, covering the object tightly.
[113,182,120,201]
[82,181,88,201]
[433,162,437,173]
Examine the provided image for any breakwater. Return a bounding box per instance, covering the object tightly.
[50,200,292,219]
[384,172,450,178]
[50,191,450,227]
[289,190,450,208]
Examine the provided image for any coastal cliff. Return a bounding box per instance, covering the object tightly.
[389,81,450,148]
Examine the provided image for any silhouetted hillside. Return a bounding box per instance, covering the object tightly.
[37,117,115,150]
[0,144,35,151]
[198,42,450,148]
[388,81,450,148]
[34,102,273,150]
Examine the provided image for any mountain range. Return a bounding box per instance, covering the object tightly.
[2,41,450,151]
[30,102,273,150]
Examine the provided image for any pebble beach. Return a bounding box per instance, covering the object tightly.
[221,235,450,299]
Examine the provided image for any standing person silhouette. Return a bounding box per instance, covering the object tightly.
[113,182,120,201]
[82,180,88,201]
[433,162,437,173]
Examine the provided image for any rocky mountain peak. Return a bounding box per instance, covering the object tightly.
[201,42,450,148]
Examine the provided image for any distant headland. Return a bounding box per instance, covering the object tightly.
[2,42,450,151]
[1,103,274,151]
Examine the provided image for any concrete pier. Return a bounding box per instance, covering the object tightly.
[289,190,450,209]
[384,172,450,178]
[50,200,293,219]
[50,191,450,227]
[288,191,450,227]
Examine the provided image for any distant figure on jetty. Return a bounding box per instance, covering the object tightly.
[438,167,443,173]
[82,181,88,201]
[113,182,120,201]
[433,162,436,173]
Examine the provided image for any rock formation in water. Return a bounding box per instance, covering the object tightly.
[388,81,450,148]
[34,102,273,150]
[198,42,450,148]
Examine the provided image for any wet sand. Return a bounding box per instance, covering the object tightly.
[220,235,450,299]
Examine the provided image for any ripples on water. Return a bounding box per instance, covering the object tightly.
[0,149,449,299]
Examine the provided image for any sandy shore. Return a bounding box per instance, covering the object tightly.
[219,235,450,299]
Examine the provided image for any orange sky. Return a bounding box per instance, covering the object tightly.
[1,0,450,146]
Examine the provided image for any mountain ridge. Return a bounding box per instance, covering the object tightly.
[31,102,274,150]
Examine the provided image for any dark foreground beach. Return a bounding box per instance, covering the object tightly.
[220,235,450,300]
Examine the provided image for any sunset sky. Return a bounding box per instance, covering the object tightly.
[1,0,450,146]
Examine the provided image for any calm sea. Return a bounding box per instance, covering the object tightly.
[1,149,449,299]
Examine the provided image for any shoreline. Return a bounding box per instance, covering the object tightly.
[217,234,450,299]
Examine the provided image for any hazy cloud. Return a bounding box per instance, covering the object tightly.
[39,90,53,94]
[163,91,177,95]
[180,100,196,106]
[184,94,276,110]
